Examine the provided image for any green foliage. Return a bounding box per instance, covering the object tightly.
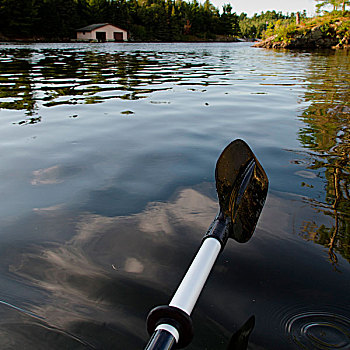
[261,11,350,45]
[0,0,240,40]
[340,20,350,33]
[262,19,300,42]
[0,0,346,43]
[0,0,301,41]
[239,10,301,39]
[0,0,40,37]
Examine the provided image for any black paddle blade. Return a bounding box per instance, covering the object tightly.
[215,139,268,243]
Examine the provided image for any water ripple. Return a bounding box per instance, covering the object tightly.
[284,312,350,349]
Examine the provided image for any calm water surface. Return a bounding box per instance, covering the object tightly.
[0,42,349,349]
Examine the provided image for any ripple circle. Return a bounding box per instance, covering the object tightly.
[285,312,350,349]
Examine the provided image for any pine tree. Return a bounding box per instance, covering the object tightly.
[315,0,349,13]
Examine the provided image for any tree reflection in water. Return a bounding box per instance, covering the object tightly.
[297,50,350,265]
[0,48,152,122]
[0,47,219,125]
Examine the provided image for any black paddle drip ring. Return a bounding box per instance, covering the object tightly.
[146,305,194,348]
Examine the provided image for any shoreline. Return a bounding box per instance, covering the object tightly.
[0,36,257,45]
[0,41,254,45]
[254,14,350,50]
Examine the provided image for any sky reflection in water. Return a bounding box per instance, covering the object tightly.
[0,43,349,349]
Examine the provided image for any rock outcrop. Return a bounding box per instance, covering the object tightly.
[254,21,349,49]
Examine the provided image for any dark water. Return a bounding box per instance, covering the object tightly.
[0,42,349,349]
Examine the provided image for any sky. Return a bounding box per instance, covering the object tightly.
[208,0,316,16]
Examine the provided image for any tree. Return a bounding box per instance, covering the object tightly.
[217,4,240,36]
[315,0,350,13]
[339,0,350,11]
[37,0,81,38]
[0,0,40,37]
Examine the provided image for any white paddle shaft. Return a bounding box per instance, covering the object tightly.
[169,237,221,315]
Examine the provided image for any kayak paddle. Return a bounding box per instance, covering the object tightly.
[144,139,269,350]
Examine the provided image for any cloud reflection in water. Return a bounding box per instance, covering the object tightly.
[5,187,218,349]
[2,186,350,349]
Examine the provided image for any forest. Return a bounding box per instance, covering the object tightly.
[0,0,306,41]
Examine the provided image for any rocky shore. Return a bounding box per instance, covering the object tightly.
[254,16,350,50]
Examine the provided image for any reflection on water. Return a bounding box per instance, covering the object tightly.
[3,187,220,349]
[5,185,348,350]
[0,45,234,123]
[285,312,350,350]
[296,51,350,265]
[0,301,94,349]
[0,43,349,349]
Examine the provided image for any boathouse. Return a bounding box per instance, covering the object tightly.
[76,23,128,42]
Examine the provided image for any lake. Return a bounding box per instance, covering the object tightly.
[0,42,349,349]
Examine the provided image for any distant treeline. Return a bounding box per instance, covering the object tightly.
[0,0,307,41]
